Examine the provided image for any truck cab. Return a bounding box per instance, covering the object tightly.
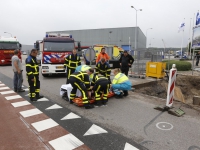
[0,36,21,65]
[40,33,79,77]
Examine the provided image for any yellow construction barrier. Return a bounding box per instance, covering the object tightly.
[146,62,166,78]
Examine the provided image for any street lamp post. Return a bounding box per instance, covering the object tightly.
[146,28,153,48]
[4,32,12,37]
[131,6,142,51]
[109,31,112,45]
[149,38,155,47]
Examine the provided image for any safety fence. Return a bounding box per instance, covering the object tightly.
[130,48,164,75]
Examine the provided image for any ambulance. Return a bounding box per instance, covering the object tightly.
[0,36,22,65]
[38,33,80,77]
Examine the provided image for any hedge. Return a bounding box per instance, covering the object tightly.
[162,60,191,71]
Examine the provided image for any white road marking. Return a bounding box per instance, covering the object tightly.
[31,118,58,132]
[37,97,49,101]
[61,112,81,120]
[5,95,22,100]
[156,122,173,130]
[0,90,14,95]
[11,101,30,107]
[84,124,108,136]
[124,142,139,150]
[0,84,5,86]
[49,133,84,150]
[0,87,9,90]
[45,104,62,110]
[20,108,42,118]
[25,94,29,96]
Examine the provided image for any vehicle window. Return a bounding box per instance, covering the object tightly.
[0,42,19,50]
[44,42,74,51]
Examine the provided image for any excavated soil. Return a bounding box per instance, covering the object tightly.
[135,75,200,105]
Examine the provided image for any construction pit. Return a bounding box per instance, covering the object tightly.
[134,74,200,110]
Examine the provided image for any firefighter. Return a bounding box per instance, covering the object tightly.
[68,71,94,109]
[64,49,81,84]
[111,68,132,98]
[95,58,111,82]
[26,49,43,101]
[91,74,110,106]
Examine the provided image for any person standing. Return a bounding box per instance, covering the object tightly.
[96,47,110,64]
[26,49,43,101]
[95,58,111,82]
[195,51,200,66]
[64,49,81,84]
[119,50,134,76]
[11,50,25,92]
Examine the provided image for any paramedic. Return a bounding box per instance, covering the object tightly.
[111,68,132,98]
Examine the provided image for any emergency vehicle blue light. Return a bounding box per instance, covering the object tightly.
[70,35,72,38]
[46,34,48,37]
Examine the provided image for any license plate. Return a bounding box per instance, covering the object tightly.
[56,66,64,69]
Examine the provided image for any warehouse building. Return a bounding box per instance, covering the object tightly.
[46,27,146,50]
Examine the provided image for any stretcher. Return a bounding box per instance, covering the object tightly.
[72,91,115,107]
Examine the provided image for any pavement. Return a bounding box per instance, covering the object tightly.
[1,62,200,150]
[0,81,90,150]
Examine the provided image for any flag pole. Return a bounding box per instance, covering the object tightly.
[180,18,185,59]
[190,13,196,59]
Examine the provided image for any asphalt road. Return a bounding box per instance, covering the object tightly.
[1,55,200,150]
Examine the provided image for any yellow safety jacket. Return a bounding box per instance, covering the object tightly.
[112,73,129,84]
[64,54,81,69]
[25,55,39,79]
[70,71,90,89]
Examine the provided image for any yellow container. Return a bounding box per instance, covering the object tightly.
[146,62,166,78]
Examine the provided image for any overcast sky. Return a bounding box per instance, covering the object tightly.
[0,0,199,48]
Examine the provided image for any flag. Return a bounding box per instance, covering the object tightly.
[196,11,200,25]
[178,22,185,32]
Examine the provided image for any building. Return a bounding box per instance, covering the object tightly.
[46,27,146,50]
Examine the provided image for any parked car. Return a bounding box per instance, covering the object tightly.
[36,53,42,65]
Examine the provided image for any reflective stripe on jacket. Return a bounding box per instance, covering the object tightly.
[64,54,81,69]
[70,71,90,89]
[95,62,111,78]
[26,55,39,79]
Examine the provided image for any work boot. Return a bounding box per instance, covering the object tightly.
[14,89,17,92]
[18,89,25,92]
[69,100,74,104]
[94,100,102,107]
[30,98,38,101]
[102,99,108,105]
[84,104,94,109]
[36,95,44,99]
[123,91,129,97]
[115,93,123,99]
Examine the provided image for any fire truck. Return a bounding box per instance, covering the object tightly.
[36,33,80,77]
[0,36,22,65]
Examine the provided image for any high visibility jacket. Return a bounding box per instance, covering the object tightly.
[64,54,81,69]
[96,52,110,63]
[25,55,39,79]
[95,62,111,79]
[70,71,90,90]
[112,73,129,84]
[91,73,108,86]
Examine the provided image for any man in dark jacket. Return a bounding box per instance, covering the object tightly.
[195,51,200,66]
[26,49,43,101]
[119,50,134,76]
